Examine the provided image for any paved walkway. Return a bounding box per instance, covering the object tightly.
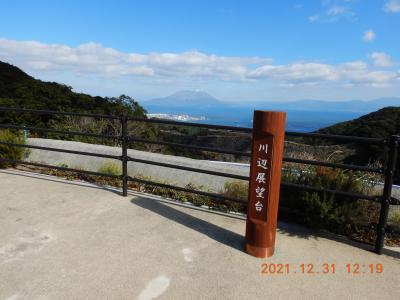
[0,169,399,300]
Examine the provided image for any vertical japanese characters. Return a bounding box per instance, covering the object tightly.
[245,111,286,258]
[250,137,273,218]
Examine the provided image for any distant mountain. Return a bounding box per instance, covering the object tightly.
[143,90,400,114]
[255,98,400,113]
[144,90,226,108]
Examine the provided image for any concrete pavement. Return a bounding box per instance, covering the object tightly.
[0,169,399,300]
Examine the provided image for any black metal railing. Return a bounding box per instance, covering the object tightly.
[0,106,398,254]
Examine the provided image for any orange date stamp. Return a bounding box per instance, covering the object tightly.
[261,263,383,275]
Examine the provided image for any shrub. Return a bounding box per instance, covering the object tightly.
[0,129,26,168]
[57,163,69,168]
[128,175,246,212]
[222,180,248,201]
[97,161,122,176]
[388,211,400,230]
[135,177,210,206]
[280,166,377,235]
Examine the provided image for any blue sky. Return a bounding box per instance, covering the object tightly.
[1,0,399,102]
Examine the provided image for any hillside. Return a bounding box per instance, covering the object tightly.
[317,107,400,138]
[317,107,400,184]
[0,61,146,117]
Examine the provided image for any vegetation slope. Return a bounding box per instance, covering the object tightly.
[317,107,400,183]
[0,61,147,118]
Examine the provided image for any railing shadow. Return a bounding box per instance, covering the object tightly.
[3,169,399,259]
[277,221,400,259]
[131,195,400,259]
[0,169,122,196]
[131,197,246,252]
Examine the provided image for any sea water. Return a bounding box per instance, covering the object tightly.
[146,106,363,132]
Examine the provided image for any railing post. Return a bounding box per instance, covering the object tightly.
[121,115,128,197]
[245,110,286,258]
[375,135,399,254]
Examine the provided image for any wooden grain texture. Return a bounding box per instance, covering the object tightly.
[245,110,286,258]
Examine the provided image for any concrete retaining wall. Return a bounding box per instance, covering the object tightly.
[26,138,249,192]
[24,138,400,217]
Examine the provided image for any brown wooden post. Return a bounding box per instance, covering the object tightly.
[245,110,286,258]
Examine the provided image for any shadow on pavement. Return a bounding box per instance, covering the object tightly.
[0,169,122,196]
[131,197,246,252]
[4,169,399,259]
[277,221,400,259]
[132,196,400,260]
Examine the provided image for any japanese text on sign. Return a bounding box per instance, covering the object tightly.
[249,135,273,220]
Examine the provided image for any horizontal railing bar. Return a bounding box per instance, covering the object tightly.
[0,141,121,160]
[280,181,380,202]
[285,131,385,144]
[129,116,385,144]
[0,157,122,178]
[127,156,249,180]
[0,106,120,119]
[0,124,118,139]
[390,197,400,206]
[278,205,309,217]
[0,107,389,145]
[127,176,245,204]
[128,116,253,133]
[279,207,397,234]
[283,157,384,173]
[280,206,399,234]
[127,136,251,157]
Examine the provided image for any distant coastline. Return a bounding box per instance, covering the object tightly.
[148,113,206,122]
[143,90,399,132]
[145,108,363,132]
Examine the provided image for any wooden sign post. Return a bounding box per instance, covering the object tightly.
[245,110,286,258]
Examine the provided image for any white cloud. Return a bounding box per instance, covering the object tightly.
[327,5,347,16]
[308,15,320,22]
[248,63,338,84]
[248,61,398,87]
[0,38,398,88]
[384,0,400,13]
[369,52,393,67]
[0,38,267,80]
[337,61,397,86]
[362,30,376,42]
[309,3,356,23]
